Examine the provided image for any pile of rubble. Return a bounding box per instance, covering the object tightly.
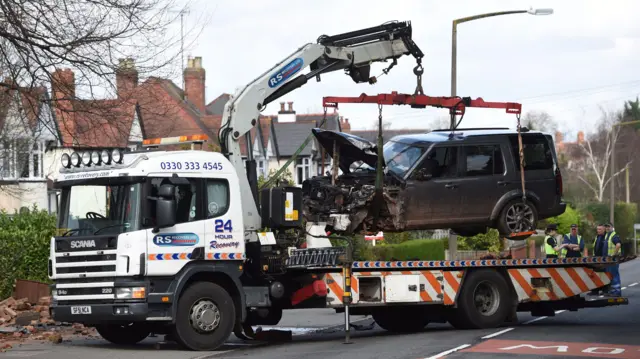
[0,296,97,351]
[0,296,54,327]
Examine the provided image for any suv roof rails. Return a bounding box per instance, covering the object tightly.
[431,127,510,132]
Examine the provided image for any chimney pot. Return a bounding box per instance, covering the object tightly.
[577,131,585,143]
[280,102,285,112]
[184,55,206,113]
[116,57,138,98]
[287,101,293,112]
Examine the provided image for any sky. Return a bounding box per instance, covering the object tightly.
[169,0,640,141]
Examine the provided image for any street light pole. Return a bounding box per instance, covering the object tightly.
[609,119,640,224]
[450,7,554,128]
[447,7,552,260]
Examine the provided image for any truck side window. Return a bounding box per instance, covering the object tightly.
[205,179,230,218]
[149,177,201,224]
[463,145,504,177]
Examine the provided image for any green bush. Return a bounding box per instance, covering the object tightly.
[458,229,502,252]
[579,202,638,240]
[0,205,56,299]
[372,239,445,261]
[546,205,580,235]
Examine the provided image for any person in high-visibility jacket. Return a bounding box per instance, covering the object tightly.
[544,223,567,258]
[589,224,608,296]
[561,224,585,258]
[602,222,622,297]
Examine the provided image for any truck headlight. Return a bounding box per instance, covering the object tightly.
[116,287,146,299]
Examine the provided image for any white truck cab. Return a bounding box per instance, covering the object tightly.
[50,135,254,348]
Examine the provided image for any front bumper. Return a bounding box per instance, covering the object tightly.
[50,302,150,324]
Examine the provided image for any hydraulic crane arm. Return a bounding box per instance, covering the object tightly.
[218,21,424,232]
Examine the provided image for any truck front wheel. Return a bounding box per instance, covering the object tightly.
[173,281,236,351]
[95,323,150,345]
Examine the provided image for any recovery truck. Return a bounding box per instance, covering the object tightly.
[48,21,627,351]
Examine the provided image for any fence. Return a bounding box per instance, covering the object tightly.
[445,250,491,260]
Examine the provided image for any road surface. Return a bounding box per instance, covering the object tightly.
[1,259,638,359]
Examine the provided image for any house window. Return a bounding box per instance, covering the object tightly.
[296,157,310,185]
[257,159,266,177]
[0,139,44,180]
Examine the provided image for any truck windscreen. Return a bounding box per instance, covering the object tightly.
[57,182,142,236]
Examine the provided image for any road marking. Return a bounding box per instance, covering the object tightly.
[622,287,627,290]
[555,310,565,314]
[629,282,638,287]
[423,344,471,359]
[462,339,640,358]
[482,328,515,339]
[523,316,547,324]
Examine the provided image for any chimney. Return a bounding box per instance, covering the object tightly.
[342,117,351,132]
[184,56,206,113]
[52,68,75,101]
[577,131,585,144]
[555,131,563,144]
[277,100,296,122]
[51,68,76,145]
[116,58,138,99]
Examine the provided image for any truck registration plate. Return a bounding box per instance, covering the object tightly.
[70,306,91,315]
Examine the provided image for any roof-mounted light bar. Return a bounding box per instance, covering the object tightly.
[142,134,209,147]
[60,148,124,169]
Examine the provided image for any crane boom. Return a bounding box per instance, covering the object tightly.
[217,21,424,233]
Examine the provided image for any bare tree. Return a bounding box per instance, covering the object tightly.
[521,110,558,133]
[371,118,392,131]
[572,109,631,202]
[0,0,210,201]
[0,0,209,140]
[429,116,451,131]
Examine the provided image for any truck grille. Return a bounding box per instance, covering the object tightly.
[53,235,118,278]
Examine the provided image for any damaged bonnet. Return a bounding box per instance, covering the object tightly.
[311,128,380,173]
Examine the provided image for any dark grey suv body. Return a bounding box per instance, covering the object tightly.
[302,128,566,238]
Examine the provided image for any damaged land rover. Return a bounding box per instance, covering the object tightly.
[301,128,566,238]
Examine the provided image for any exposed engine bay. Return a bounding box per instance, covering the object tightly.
[301,129,409,234]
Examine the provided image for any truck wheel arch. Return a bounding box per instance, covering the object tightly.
[170,262,246,324]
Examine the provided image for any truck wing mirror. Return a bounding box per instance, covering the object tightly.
[155,197,176,230]
[153,184,176,232]
[158,184,175,199]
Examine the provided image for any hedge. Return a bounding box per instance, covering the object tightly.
[371,239,445,261]
[0,206,56,299]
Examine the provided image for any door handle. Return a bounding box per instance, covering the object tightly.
[444,183,457,189]
[497,181,508,186]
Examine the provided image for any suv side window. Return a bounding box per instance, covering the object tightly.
[148,177,202,225]
[463,145,504,177]
[416,146,459,178]
[205,179,230,218]
[509,135,553,171]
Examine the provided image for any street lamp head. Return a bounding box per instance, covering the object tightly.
[527,7,554,15]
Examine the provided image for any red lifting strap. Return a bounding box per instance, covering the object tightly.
[323,91,522,116]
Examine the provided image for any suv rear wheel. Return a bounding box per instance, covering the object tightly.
[496,199,538,237]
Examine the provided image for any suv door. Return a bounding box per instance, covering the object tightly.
[456,143,509,220]
[404,144,463,228]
